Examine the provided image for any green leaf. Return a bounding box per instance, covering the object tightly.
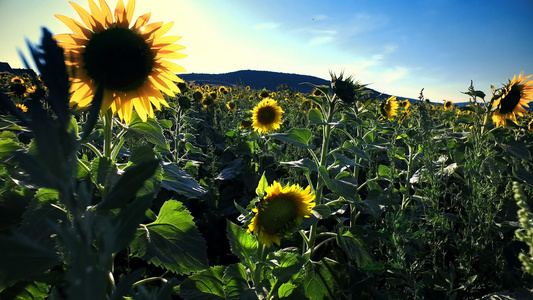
[270,252,306,284]
[129,145,157,164]
[0,232,59,290]
[127,112,168,150]
[308,108,323,125]
[98,159,159,210]
[223,263,252,300]
[255,171,269,197]
[318,166,358,201]
[278,282,297,298]
[268,128,315,149]
[303,258,346,300]
[131,200,208,274]
[18,188,66,251]
[177,266,225,299]
[161,162,206,198]
[107,194,153,253]
[0,281,49,300]
[500,141,531,161]
[91,157,118,187]
[336,228,373,267]
[341,141,370,161]
[378,165,391,178]
[226,221,259,264]
[0,137,21,161]
[215,158,243,181]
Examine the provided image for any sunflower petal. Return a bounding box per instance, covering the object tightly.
[55,15,93,39]
[98,0,113,26]
[133,12,151,30]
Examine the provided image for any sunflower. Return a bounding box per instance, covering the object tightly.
[444,100,453,110]
[312,88,323,97]
[226,101,236,111]
[219,86,228,95]
[16,103,28,112]
[54,0,186,123]
[251,98,284,133]
[492,73,533,127]
[248,181,315,247]
[192,89,204,102]
[259,89,270,99]
[245,86,251,91]
[380,96,400,120]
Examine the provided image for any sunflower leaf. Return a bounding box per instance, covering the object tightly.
[336,228,373,267]
[127,112,168,150]
[161,162,207,198]
[255,171,269,197]
[303,258,347,300]
[226,221,259,265]
[0,232,60,290]
[131,200,208,274]
[98,159,159,210]
[176,265,225,299]
[223,263,252,300]
[267,128,315,149]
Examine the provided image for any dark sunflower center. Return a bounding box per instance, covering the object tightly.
[83,27,154,92]
[257,106,277,125]
[258,196,297,234]
[499,84,523,114]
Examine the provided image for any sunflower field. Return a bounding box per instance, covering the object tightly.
[2,1,533,299]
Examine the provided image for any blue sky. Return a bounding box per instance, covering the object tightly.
[1,0,532,102]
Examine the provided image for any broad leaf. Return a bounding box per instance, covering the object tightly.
[131,200,208,274]
[127,112,168,150]
[226,221,259,264]
[223,263,252,300]
[161,162,206,198]
[303,258,346,300]
[268,128,315,149]
[336,228,373,267]
[177,265,225,300]
[255,171,268,197]
[98,159,159,210]
[0,232,60,290]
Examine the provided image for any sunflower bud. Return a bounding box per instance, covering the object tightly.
[330,71,358,104]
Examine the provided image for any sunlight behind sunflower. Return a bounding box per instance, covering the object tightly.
[251,98,284,134]
[248,181,315,247]
[491,73,533,127]
[54,0,186,123]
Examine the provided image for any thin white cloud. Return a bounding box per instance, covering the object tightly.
[253,22,280,30]
[309,36,334,46]
[313,15,329,21]
[382,66,409,83]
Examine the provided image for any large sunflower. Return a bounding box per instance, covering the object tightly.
[444,100,453,110]
[54,0,186,123]
[380,96,400,120]
[248,181,315,247]
[492,73,533,127]
[251,98,284,133]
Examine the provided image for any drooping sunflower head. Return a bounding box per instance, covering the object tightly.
[251,98,284,134]
[380,96,400,120]
[300,99,313,112]
[491,72,533,127]
[248,181,316,247]
[54,0,186,123]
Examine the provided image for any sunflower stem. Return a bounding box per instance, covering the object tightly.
[103,109,113,159]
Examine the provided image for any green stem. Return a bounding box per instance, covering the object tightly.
[401,144,414,210]
[103,109,113,159]
[82,142,103,158]
[132,276,168,288]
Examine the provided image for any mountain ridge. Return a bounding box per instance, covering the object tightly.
[179,69,413,101]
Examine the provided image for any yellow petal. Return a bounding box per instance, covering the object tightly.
[98,0,113,26]
[69,1,102,32]
[55,15,93,39]
[152,36,182,47]
[114,0,127,27]
[156,59,186,73]
[125,0,135,26]
[133,12,151,30]
[152,21,173,39]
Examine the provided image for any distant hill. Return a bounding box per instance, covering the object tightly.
[179,70,405,101]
